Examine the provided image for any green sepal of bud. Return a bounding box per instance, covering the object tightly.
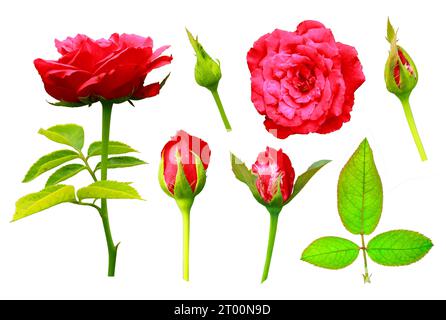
[265,178,284,216]
[192,152,207,197]
[186,28,222,91]
[173,151,195,201]
[386,18,397,44]
[158,154,173,198]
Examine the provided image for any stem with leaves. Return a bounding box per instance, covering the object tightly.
[14,119,146,277]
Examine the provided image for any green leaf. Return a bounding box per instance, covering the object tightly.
[38,124,84,151]
[95,156,146,171]
[23,150,79,183]
[13,185,76,221]
[301,237,360,270]
[87,141,137,158]
[46,164,86,187]
[338,139,383,235]
[77,181,143,201]
[367,230,433,266]
[230,153,264,205]
[286,160,331,204]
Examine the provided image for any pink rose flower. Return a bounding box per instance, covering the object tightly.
[247,20,365,138]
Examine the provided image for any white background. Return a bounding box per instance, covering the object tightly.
[0,0,444,300]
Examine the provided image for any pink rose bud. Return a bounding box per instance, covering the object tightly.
[385,19,418,99]
[159,130,211,201]
[252,147,295,207]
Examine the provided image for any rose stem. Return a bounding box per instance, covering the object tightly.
[400,97,427,161]
[176,199,193,281]
[261,211,280,283]
[210,89,232,132]
[361,234,371,284]
[100,101,119,277]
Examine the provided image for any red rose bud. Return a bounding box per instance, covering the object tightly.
[159,130,211,201]
[159,130,210,281]
[252,147,295,210]
[385,19,418,99]
[231,150,329,282]
[34,33,172,107]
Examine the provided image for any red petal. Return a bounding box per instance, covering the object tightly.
[34,59,91,102]
[133,82,160,99]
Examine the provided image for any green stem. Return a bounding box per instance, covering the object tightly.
[361,234,371,284]
[100,102,118,277]
[261,212,280,283]
[400,97,427,161]
[74,201,101,212]
[176,199,193,281]
[211,89,232,132]
[79,152,97,182]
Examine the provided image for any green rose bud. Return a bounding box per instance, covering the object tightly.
[186,29,222,91]
[385,19,418,100]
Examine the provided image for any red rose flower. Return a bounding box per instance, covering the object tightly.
[161,130,211,195]
[247,20,365,138]
[34,33,172,105]
[252,147,295,203]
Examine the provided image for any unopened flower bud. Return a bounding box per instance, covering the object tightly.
[385,19,418,100]
[186,29,222,91]
[159,130,211,202]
